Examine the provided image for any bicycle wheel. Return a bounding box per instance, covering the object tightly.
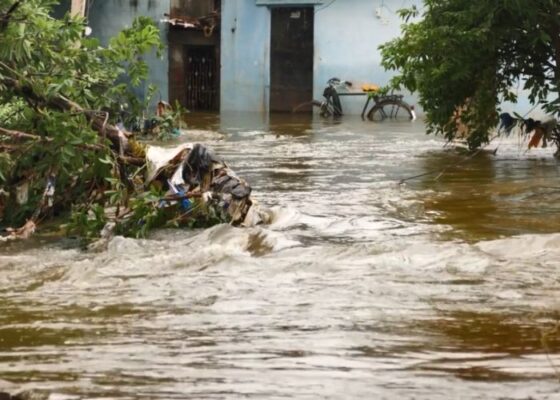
[319,101,334,117]
[367,100,414,122]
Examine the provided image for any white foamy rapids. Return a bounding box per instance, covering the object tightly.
[178,128,225,141]
[102,224,301,271]
[476,233,560,261]
[3,118,560,399]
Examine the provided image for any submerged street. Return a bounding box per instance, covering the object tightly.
[1,114,560,399]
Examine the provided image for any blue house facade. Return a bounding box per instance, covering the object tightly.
[221,0,420,114]
[82,0,420,115]
[87,1,171,104]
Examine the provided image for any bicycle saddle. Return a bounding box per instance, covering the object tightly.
[327,77,341,85]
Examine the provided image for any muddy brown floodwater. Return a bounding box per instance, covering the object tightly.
[2,113,560,399]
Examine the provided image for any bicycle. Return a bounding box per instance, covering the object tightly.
[314,77,349,117]
[294,77,416,122]
[292,77,350,116]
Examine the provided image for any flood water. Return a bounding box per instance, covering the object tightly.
[2,113,560,399]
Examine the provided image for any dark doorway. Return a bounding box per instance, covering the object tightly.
[270,7,314,113]
[168,0,220,111]
[184,45,219,111]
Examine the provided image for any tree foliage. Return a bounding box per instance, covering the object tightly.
[0,0,163,234]
[380,0,560,149]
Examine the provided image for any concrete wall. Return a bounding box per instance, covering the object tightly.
[220,0,421,114]
[87,0,170,103]
[220,0,271,112]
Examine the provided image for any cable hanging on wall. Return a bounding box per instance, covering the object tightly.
[375,0,419,23]
[315,0,337,14]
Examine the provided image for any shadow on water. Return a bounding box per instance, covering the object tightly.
[426,310,560,355]
[409,309,560,382]
[412,148,560,241]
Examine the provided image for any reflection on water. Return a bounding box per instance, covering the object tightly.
[1,113,560,399]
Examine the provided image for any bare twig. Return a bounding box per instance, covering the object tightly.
[0,126,105,153]
[0,126,48,141]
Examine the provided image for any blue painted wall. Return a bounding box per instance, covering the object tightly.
[220,0,421,114]
[87,0,170,103]
[314,0,421,114]
[220,1,271,113]
[84,0,422,114]
[83,0,541,117]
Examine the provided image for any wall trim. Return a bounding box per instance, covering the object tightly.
[256,0,324,6]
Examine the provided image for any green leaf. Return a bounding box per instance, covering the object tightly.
[99,156,114,165]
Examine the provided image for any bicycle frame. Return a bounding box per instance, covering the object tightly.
[312,78,415,122]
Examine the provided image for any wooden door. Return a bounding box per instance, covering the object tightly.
[270,7,314,113]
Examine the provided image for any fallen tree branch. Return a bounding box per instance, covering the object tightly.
[0,126,47,141]
[0,143,19,152]
[0,126,106,152]
[1,219,36,242]
[118,155,145,166]
[0,75,132,144]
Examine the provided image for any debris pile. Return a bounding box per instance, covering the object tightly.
[1,138,268,243]
[498,112,560,156]
[143,142,268,228]
[163,10,220,37]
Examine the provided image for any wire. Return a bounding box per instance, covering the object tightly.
[315,0,336,13]
[380,0,393,14]
[85,0,95,21]
[398,134,502,185]
[522,103,539,118]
